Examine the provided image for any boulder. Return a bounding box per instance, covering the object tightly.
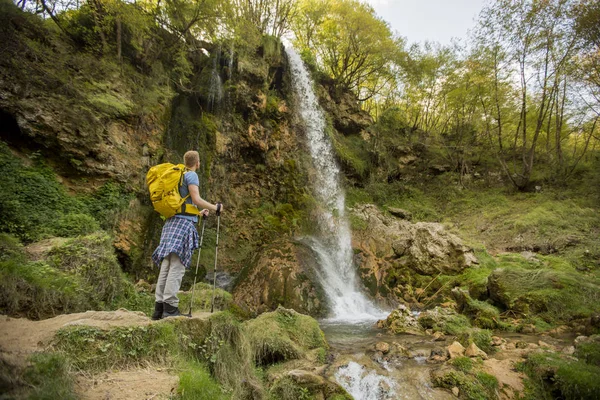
[351,204,478,304]
[232,241,326,316]
[375,342,390,354]
[377,305,423,335]
[447,341,466,359]
[465,343,488,359]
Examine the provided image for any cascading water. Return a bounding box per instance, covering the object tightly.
[206,46,224,112]
[285,45,386,322]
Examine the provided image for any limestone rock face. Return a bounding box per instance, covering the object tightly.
[317,84,373,136]
[351,204,478,303]
[232,241,326,317]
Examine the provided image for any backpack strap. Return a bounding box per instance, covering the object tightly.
[176,169,200,216]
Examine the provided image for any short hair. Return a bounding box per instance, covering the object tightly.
[184,151,199,168]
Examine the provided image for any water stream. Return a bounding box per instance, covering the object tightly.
[285,45,386,323]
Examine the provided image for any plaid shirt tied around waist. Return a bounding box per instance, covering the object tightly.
[152,217,199,269]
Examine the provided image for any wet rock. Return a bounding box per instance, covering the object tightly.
[375,342,390,354]
[491,336,505,347]
[287,370,325,388]
[562,346,575,355]
[538,340,555,350]
[393,342,411,357]
[447,341,465,359]
[377,305,423,335]
[428,349,448,363]
[465,343,488,359]
[519,324,536,334]
[432,331,446,341]
[417,307,459,331]
[574,335,589,347]
[232,241,326,317]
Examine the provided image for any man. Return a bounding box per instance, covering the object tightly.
[151,150,223,319]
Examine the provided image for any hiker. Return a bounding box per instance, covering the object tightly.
[151,150,223,319]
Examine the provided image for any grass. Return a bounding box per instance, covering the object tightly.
[432,366,499,400]
[178,360,231,400]
[23,353,77,400]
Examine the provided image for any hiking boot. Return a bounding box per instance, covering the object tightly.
[162,303,181,318]
[152,302,164,320]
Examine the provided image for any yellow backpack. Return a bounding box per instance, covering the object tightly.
[146,163,200,218]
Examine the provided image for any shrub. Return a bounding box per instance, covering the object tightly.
[53,213,100,237]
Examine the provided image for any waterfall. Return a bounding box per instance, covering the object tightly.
[207,46,223,112]
[335,362,396,400]
[285,45,385,321]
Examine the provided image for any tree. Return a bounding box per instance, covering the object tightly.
[292,0,400,101]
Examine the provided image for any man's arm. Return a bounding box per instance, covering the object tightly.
[188,184,222,212]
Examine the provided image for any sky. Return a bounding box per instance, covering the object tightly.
[364,0,489,46]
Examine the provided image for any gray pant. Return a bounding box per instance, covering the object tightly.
[155,253,186,307]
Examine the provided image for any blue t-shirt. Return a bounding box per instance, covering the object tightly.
[174,171,200,223]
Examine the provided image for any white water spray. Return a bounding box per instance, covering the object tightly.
[285,45,385,321]
[335,362,396,400]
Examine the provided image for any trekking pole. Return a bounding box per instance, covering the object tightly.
[186,213,208,317]
[210,203,222,313]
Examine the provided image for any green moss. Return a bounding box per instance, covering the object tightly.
[244,307,328,366]
[269,376,313,400]
[521,351,600,400]
[432,367,498,400]
[488,267,600,325]
[54,213,100,238]
[444,314,473,336]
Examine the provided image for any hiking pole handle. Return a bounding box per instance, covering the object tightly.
[215,202,222,216]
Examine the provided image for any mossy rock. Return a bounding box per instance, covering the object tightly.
[487,267,600,324]
[244,306,328,366]
[431,365,498,400]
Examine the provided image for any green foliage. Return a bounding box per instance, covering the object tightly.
[178,360,230,400]
[54,213,100,237]
[178,282,233,314]
[23,353,76,400]
[449,356,474,373]
[574,340,600,367]
[0,142,133,241]
[331,130,370,180]
[47,233,130,307]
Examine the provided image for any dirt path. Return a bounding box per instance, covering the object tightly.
[0,309,214,399]
[75,368,179,400]
[0,309,152,365]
